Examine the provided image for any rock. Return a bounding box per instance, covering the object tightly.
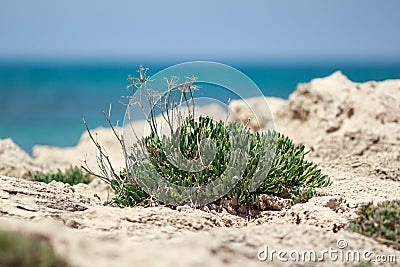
[0,176,93,220]
[32,126,126,172]
[285,196,357,231]
[0,138,42,178]
[228,96,279,132]
[1,216,399,267]
[255,194,289,211]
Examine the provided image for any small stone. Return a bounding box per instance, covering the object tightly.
[176,205,191,212]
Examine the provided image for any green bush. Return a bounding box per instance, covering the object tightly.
[349,200,400,250]
[0,230,68,267]
[86,66,330,211]
[32,166,93,186]
[110,116,331,209]
[110,170,149,207]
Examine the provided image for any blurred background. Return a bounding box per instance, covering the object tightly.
[0,0,399,153]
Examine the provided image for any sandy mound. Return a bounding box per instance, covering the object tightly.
[32,125,127,173]
[231,71,399,155]
[1,71,399,266]
[1,215,399,267]
[1,175,399,266]
[230,71,400,182]
[276,72,399,160]
[0,138,43,178]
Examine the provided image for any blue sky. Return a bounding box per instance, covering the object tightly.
[0,0,399,63]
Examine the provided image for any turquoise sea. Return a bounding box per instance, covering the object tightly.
[1,61,399,154]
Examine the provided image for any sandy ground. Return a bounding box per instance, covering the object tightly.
[0,71,399,266]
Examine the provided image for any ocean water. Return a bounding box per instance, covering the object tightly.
[0,61,399,154]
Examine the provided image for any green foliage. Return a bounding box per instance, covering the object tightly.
[349,200,400,250]
[111,116,330,209]
[227,129,330,205]
[0,230,68,267]
[32,166,93,186]
[141,116,232,187]
[110,171,150,207]
[89,66,330,210]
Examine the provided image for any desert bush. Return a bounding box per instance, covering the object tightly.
[108,115,330,208]
[83,66,331,211]
[32,166,93,186]
[349,200,400,250]
[0,230,68,267]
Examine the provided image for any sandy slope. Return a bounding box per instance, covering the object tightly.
[0,71,399,266]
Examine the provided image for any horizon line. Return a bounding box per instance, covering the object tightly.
[1,56,400,67]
